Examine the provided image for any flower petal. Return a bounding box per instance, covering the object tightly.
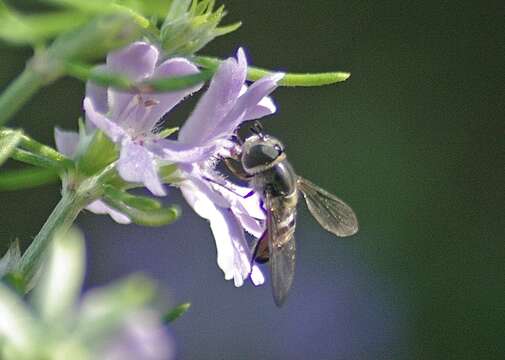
[208,179,265,237]
[118,140,166,196]
[234,212,264,238]
[178,48,247,145]
[85,64,109,116]
[146,138,216,163]
[54,128,79,158]
[107,42,159,120]
[180,178,252,286]
[243,94,277,121]
[251,265,265,286]
[109,58,202,135]
[84,98,126,142]
[103,310,175,360]
[86,200,131,224]
[142,58,202,129]
[106,42,158,82]
[214,72,284,139]
[33,228,85,321]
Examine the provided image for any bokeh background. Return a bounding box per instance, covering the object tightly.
[1,1,503,359]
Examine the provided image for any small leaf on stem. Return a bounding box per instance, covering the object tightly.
[163,302,191,324]
[194,56,351,87]
[103,186,180,227]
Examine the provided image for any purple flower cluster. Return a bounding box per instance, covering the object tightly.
[56,42,283,287]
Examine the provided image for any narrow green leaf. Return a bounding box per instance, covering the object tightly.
[10,149,65,170]
[0,129,22,166]
[0,128,71,169]
[194,56,351,87]
[103,187,180,226]
[0,239,25,294]
[0,129,73,170]
[65,62,132,89]
[0,168,59,191]
[214,21,242,37]
[17,132,73,168]
[0,128,73,167]
[0,240,21,278]
[66,62,213,93]
[140,69,213,92]
[163,302,191,324]
[104,185,162,211]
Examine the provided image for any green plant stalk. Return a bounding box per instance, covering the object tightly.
[17,187,86,287]
[0,68,45,127]
[17,162,118,288]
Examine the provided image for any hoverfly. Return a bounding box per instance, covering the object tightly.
[224,122,359,306]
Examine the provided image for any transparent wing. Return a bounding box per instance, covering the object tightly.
[297,177,359,237]
[265,190,296,307]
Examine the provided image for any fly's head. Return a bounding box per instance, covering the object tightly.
[241,134,286,174]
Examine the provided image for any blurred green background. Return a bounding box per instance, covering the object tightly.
[0,1,503,359]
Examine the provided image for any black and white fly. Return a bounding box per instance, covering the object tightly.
[225,123,359,306]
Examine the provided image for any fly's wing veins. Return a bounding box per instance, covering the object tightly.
[297,177,358,237]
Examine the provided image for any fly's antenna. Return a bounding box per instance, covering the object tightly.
[250,121,265,138]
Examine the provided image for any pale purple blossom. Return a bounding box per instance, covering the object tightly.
[103,311,175,360]
[57,43,283,287]
[84,41,211,196]
[174,48,284,287]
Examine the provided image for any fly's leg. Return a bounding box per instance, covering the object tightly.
[201,176,256,199]
[223,157,252,180]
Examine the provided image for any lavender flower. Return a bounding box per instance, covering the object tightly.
[103,311,175,360]
[0,228,174,360]
[84,41,211,196]
[58,43,283,287]
[174,48,284,287]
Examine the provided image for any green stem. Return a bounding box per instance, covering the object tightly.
[17,188,85,287]
[16,162,117,288]
[0,67,45,127]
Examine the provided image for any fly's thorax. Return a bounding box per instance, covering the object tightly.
[251,159,298,199]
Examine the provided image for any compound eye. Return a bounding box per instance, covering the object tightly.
[274,143,283,153]
[243,143,280,170]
